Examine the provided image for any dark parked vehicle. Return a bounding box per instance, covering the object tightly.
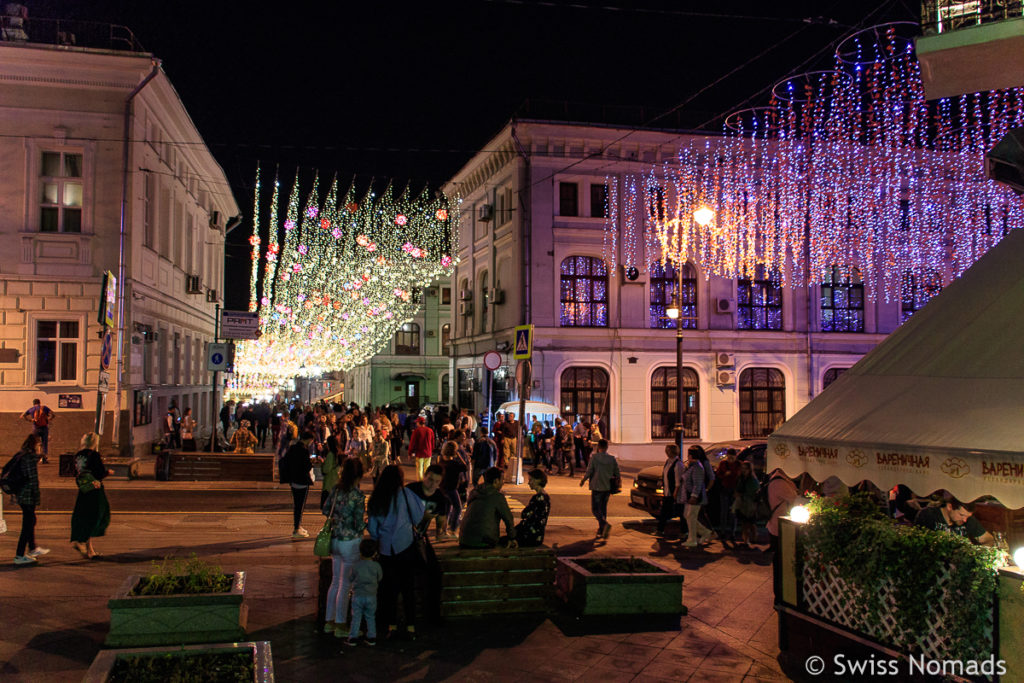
[629,440,767,517]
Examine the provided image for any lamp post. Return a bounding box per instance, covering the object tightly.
[665,206,715,455]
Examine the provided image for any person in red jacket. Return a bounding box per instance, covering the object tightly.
[409,416,435,481]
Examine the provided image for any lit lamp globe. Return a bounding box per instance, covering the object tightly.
[790,505,811,524]
[1014,547,1024,569]
[692,206,715,227]
[666,305,681,320]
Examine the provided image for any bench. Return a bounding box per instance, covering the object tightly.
[58,453,141,479]
[159,451,275,481]
[435,543,556,617]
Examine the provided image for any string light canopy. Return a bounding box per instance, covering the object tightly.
[605,24,1024,301]
[232,167,459,394]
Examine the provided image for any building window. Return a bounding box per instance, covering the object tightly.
[441,324,451,356]
[134,390,153,426]
[559,182,578,216]
[739,368,786,438]
[737,269,783,330]
[143,172,155,248]
[901,269,942,323]
[590,183,608,218]
[651,367,698,440]
[394,322,420,355]
[820,266,864,332]
[560,367,609,432]
[459,277,471,337]
[441,287,452,305]
[39,151,83,233]
[822,367,848,390]
[458,368,475,410]
[650,261,696,329]
[441,373,450,403]
[35,320,79,383]
[560,256,609,327]
[647,186,665,221]
[479,270,489,333]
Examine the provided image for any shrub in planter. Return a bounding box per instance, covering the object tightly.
[106,555,247,648]
[556,556,683,616]
[84,641,272,683]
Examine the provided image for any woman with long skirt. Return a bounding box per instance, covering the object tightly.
[70,432,112,559]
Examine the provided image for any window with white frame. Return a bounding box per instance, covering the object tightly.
[143,172,156,248]
[35,320,80,383]
[395,323,421,356]
[39,151,83,233]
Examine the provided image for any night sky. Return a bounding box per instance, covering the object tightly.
[31,1,917,308]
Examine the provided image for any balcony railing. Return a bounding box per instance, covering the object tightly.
[0,16,144,53]
[921,0,1024,35]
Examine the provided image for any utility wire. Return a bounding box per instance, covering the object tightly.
[480,0,847,25]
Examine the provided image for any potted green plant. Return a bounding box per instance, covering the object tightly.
[84,641,272,682]
[555,556,684,616]
[106,554,247,647]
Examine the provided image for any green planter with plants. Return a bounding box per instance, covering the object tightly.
[556,556,684,616]
[106,555,247,648]
[84,641,272,682]
[793,493,1003,663]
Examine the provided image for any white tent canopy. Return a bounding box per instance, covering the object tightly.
[497,400,561,415]
[768,227,1024,508]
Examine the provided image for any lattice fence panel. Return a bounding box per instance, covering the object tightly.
[801,554,993,661]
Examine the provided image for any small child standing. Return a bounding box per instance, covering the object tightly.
[346,538,384,646]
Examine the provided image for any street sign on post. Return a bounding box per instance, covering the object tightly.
[513,324,533,360]
[207,343,229,371]
[483,350,502,371]
[220,311,260,340]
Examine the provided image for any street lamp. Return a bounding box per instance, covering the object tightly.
[666,206,714,456]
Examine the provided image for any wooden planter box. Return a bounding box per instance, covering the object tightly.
[106,572,247,647]
[437,545,557,617]
[84,640,272,682]
[555,557,684,616]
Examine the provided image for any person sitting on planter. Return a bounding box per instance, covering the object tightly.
[514,468,550,547]
[914,496,994,545]
[459,467,517,549]
[229,419,258,454]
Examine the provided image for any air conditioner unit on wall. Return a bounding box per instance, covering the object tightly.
[459,301,473,316]
[186,275,202,294]
[488,288,505,304]
[715,352,735,367]
[459,289,473,301]
[427,287,438,297]
[716,298,734,314]
[716,370,737,386]
[206,288,218,303]
[478,204,494,222]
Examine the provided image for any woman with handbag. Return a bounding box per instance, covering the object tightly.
[320,458,366,636]
[367,465,425,641]
[70,432,112,559]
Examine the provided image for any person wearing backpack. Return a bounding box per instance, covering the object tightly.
[22,398,55,464]
[10,434,48,564]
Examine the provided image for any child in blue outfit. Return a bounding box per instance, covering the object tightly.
[347,538,384,646]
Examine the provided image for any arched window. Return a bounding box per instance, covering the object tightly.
[560,367,609,432]
[650,261,697,329]
[901,269,941,324]
[394,322,420,356]
[441,323,451,356]
[739,368,785,438]
[458,277,471,336]
[822,367,848,390]
[479,270,489,333]
[737,267,783,330]
[560,256,608,327]
[440,373,450,403]
[651,367,698,439]
[820,266,864,332]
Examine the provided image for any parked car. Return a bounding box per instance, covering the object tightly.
[629,440,767,517]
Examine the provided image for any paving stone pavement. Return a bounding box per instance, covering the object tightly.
[0,474,793,682]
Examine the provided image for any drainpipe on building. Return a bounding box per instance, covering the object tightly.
[511,125,531,327]
[112,59,162,456]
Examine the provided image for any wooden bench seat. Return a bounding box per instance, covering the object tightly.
[160,451,275,481]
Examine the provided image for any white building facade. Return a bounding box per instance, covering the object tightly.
[443,120,932,461]
[0,33,238,457]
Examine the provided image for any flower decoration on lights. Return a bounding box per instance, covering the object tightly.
[232,167,460,394]
[605,24,1024,304]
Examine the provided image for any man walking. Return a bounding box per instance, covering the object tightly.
[470,426,496,486]
[22,398,55,464]
[409,416,435,481]
[681,445,713,548]
[655,444,683,537]
[579,439,620,538]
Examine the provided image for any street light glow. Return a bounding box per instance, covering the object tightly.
[692,206,715,227]
[666,306,680,320]
[790,505,811,524]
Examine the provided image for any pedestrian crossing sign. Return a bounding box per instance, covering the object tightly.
[513,324,533,360]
